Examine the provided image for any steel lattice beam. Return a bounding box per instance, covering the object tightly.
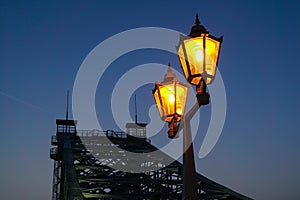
[50,121,252,200]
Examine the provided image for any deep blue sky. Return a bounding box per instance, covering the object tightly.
[1,1,300,199]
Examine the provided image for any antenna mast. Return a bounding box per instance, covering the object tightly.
[66,90,69,120]
[135,94,137,124]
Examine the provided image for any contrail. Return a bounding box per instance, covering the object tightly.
[0,90,55,115]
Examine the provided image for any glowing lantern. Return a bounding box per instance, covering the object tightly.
[177,14,223,85]
[153,64,189,138]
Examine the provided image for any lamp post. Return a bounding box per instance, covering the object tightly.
[153,14,223,200]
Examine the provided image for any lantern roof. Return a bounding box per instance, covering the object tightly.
[189,14,209,38]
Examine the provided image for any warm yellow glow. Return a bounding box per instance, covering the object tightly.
[176,107,182,115]
[177,35,221,85]
[185,39,204,77]
[168,93,175,103]
[159,84,175,120]
[153,81,189,123]
[195,49,204,62]
[178,38,204,85]
[153,88,164,118]
[175,84,188,117]
[178,45,189,80]
[205,37,220,81]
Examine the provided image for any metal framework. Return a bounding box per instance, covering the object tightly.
[50,119,252,200]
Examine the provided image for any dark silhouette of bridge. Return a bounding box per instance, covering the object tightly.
[50,119,252,200]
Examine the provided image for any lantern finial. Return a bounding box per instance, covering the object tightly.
[168,63,172,72]
[194,14,200,25]
[189,14,208,37]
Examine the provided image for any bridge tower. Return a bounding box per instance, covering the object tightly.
[50,119,83,200]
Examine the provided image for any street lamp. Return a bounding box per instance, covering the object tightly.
[177,14,223,87]
[153,64,189,138]
[153,14,223,200]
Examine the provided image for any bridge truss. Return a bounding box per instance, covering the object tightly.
[50,119,252,200]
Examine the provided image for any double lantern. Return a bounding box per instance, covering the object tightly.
[153,14,223,138]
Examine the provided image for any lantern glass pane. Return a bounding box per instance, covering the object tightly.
[175,84,188,120]
[159,83,175,120]
[177,45,189,80]
[205,37,220,83]
[184,37,204,76]
[153,87,164,118]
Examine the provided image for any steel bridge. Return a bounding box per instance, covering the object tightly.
[50,119,252,200]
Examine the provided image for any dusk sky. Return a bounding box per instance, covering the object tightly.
[1,1,300,199]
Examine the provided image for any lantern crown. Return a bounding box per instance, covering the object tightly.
[163,63,177,82]
[189,14,209,38]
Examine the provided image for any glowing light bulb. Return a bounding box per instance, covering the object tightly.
[168,93,175,103]
[195,49,203,62]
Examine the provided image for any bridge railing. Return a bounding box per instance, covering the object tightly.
[50,147,59,160]
[77,129,127,138]
[51,135,58,145]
